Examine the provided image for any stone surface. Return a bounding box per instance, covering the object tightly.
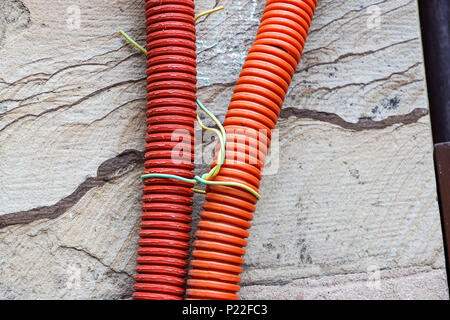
[0,0,447,299]
[240,267,449,300]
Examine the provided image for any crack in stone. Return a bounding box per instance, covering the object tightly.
[279,107,428,131]
[0,78,146,133]
[0,105,428,230]
[0,53,142,117]
[58,245,133,279]
[298,37,419,74]
[240,265,446,287]
[0,149,144,229]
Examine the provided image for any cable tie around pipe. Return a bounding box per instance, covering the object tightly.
[119,6,224,55]
[119,7,261,200]
[141,99,261,200]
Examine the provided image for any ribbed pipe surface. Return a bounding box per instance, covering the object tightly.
[133,0,197,300]
[186,0,318,300]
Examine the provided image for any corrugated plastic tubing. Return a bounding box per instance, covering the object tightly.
[186,0,318,300]
[133,0,197,300]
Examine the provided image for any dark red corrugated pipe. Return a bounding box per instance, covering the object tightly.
[133,0,197,300]
[186,0,318,300]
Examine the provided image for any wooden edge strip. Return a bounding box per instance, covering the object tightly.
[434,142,450,291]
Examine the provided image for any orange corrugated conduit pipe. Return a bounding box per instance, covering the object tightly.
[133,0,197,300]
[186,0,318,300]
[133,0,318,300]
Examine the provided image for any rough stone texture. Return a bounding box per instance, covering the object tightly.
[240,267,449,300]
[0,0,447,299]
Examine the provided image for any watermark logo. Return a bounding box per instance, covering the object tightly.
[366,264,381,290]
[66,5,81,30]
[66,263,81,289]
[366,5,382,30]
[262,128,279,175]
[169,125,280,176]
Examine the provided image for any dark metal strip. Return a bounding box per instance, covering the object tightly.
[435,143,450,290]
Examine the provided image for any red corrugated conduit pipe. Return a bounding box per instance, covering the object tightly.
[186,0,318,300]
[133,0,197,300]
